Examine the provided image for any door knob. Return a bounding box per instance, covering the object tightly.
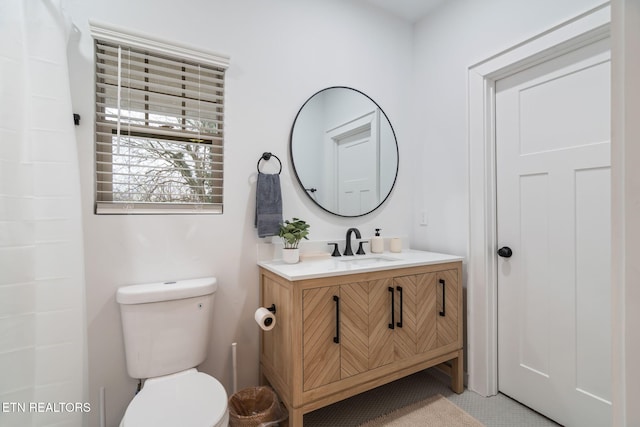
[498,246,513,258]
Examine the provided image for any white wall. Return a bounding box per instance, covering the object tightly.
[64,1,413,425]
[409,0,606,257]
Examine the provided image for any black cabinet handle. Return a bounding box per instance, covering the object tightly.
[388,287,395,329]
[333,295,340,343]
[439,279,446,317]
[396,286,403,328]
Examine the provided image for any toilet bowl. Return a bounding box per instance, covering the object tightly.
[119,369,229,427]
[116,277,228,427]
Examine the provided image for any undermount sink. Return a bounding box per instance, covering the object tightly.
[337,255,400,266]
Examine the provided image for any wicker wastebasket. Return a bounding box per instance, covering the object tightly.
[228,386,287,427]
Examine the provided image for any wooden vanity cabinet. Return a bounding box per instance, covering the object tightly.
[259,261,463,427]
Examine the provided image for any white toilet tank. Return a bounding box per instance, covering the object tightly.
[116,277,217,379]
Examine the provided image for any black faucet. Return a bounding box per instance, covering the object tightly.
[344,228,362,256]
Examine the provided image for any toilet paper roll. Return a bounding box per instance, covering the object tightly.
[255,307,276,331]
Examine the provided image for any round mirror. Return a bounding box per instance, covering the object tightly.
[290,87,399,217]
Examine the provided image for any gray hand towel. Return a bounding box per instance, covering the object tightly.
[255,172,283,238]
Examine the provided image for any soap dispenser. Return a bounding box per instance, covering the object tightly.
[371,229,384,254]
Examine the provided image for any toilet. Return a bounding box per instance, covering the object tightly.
[116,277,229,427]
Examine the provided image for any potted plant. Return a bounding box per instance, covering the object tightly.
[278,217,310,264]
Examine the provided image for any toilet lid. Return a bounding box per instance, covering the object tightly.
[122,370,228,427]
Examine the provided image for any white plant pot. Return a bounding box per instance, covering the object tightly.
[282,248,300,264]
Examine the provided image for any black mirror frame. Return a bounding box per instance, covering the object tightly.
[289,86,399,217]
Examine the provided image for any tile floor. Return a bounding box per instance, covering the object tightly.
[304,368,561,426]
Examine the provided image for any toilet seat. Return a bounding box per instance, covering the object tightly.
[120,369,228,427]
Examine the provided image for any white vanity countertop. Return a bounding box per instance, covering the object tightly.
[258,250,463,281]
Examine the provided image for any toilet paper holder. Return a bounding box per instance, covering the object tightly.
[255,304,278,331]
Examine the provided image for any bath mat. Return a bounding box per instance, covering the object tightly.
[357,394,485,427]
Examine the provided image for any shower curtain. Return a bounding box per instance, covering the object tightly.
[0,0,87,426]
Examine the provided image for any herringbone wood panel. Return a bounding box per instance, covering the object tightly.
[340,282,369,379]
[417,272,438,353]
[303,286,340,390]
[301,269,459,392]
[437,269,458,347]
[368,278,394,369]
[392,275,418,360]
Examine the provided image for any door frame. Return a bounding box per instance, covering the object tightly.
[466,2,610,397]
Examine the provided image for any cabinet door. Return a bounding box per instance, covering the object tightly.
[416,272,438,353]
[415,269,459,353]
[369,275,427,367]
[368,278,394,369]
[392,275,419,360]
[303,286,340,391]
[302,282,370,390]
[340,281,369,379]
[436,269,459,349]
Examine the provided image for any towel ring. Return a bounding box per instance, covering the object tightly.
[257,152,282,174]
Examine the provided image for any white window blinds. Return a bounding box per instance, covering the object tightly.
[93,28,228,214]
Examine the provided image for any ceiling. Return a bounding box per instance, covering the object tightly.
[359,0,446,23]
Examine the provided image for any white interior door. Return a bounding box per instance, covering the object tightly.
[496,38,611,427]
[337,128,376,215]
[330,111,379,216]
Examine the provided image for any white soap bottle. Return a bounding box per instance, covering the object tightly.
[370,228,384,253]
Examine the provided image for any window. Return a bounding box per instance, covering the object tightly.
[91,23,229,214]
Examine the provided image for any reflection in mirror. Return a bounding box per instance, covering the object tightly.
[290,87,398,217]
